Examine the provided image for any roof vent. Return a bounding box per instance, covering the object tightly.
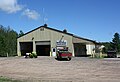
[63,29,67,33]
[44,24,47,27]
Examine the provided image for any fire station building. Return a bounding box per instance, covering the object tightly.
[17,24,97,57]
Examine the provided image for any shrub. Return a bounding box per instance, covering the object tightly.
[29,53,33,58]
[93,53,106,59]
[94,54,100,58]
[32,52,37,58]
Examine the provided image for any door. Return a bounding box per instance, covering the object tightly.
[36,41,51,56]
[52,48,56,57]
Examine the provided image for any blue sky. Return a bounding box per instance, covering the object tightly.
[0,0,120,42]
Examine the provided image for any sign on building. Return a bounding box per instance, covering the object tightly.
[56,40,67,46]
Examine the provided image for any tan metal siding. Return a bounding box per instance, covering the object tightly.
[86,44,95,55]
[18,28,51,42]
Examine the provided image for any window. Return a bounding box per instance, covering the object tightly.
[53,48,56,52]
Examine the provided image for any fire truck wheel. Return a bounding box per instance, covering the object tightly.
[67,57,71,61]
[57,56,61,60]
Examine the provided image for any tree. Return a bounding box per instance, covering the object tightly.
[18,30,24,37]
[0,25,18,57]
[101,42,111,53]
[111,32,120,53]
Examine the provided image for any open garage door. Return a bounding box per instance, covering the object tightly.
[36,41,50,56]
[74,43,87,57]
[20,42,33,56]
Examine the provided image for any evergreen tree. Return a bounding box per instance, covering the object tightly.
[18,30,24,37]
[111,32,120,53]
[101,42,111,53]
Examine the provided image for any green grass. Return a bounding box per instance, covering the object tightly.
[0,76,22,82]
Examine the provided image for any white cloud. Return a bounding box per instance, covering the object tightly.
[0,0,22,13]
[0,0,40,20]
[22,9,40,20]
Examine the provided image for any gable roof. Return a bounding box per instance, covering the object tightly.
[18,24,96,43]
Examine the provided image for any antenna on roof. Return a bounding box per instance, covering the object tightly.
[43,8,48,24]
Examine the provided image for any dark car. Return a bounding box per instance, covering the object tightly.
[107,51,117,58]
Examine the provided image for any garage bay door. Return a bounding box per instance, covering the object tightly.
[36,41,50,56]
[74,43,87,57]
[20,42,33,56]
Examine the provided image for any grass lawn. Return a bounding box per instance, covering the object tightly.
[0,76,22,82]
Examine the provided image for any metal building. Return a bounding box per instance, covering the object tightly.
[17,24,96,57]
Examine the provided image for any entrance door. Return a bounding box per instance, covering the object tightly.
[52,48,56,57]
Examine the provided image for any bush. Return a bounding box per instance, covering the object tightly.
[29,52,37,58]
[32,52,37,58]
[94,54,100,58]
[93,53,106,59]
[29,53,33,58]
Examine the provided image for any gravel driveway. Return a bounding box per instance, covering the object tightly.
[0,57,120,82]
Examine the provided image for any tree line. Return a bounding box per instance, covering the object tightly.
[0,25,23,57]
[102,32,120,54]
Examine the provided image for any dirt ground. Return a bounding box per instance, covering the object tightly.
[0,57,120,82]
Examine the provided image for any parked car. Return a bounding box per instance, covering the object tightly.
[107,51,117,58]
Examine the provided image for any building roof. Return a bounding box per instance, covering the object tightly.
[18,24,96,43]
[73,35,96,43]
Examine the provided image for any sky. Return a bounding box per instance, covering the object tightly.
[0,0,120,42]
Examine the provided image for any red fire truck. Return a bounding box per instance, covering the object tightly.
[56,46,72,61]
